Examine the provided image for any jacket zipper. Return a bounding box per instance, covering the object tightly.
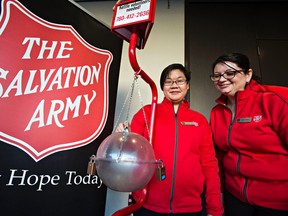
[227,95,249,203]
[169,105,179,213]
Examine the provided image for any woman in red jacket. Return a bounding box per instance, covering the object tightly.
[210,53,288,216]
[117,63,223,216]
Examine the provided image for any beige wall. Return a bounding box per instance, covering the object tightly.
[76,0,185,215]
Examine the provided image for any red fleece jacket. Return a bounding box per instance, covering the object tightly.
[131,98,223,215]
[210,80,288,211]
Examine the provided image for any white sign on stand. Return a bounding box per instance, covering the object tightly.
[111,0,156,49]
[113,0,151,27]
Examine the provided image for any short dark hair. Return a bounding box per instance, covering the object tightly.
[160,63,191,90]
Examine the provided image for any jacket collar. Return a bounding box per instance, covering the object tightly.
[215,80,260,105]
[162,97,189,110]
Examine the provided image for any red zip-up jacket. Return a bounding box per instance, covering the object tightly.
[210,80,288,211]
[131,98,223,215]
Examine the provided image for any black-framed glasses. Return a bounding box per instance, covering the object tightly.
[210,70,243,81]
[164,79,187,86]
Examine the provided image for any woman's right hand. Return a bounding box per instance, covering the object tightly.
[115,121,130,132]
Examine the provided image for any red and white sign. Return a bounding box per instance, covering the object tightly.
[113,0,151,27]
[111,0,156,49]
[0,0,113,161]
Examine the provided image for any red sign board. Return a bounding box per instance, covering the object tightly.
[0,0,113,161]
[111,0,156,49]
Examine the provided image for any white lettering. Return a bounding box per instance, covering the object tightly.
[2,70,24,97]
[0,64,101,98]
[47,67,63,91]
[46,99,65,127]
[24,70,38,94]
[6,169,60,191]
[22,37,73,60]
[24,100,45,131]
[83,90,96,115]
[7,169,28,186]
[38,40,58,59]
[57,41,73,59]
[63,95,81,120]
[65,171,102,188]
[22,37,40,59]
[24,90,96,131]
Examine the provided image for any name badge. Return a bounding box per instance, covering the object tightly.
[236,117,252,123]
[181,121,199,126]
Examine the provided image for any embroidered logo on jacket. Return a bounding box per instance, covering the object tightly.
[253,115,262,122]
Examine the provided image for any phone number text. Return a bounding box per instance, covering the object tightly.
[116,10,150,22]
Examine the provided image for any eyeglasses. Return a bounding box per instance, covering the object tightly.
[210,70,243,81]
[164,79,187,86]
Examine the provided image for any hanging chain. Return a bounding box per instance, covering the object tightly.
[135,77,150,138]
[125,76,136,122]
[113,76,136,132]
[113,73,151,140]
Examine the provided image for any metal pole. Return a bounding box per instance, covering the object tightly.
[112,30,158,216]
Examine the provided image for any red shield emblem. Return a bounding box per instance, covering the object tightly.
[253,115,262,123]
[0,0,113,161]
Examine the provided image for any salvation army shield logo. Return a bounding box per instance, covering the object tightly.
[0,0,113,161]
[253,115,262,123]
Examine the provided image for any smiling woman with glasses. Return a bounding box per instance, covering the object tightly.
[209,52,288,216]
[116,63,223,216]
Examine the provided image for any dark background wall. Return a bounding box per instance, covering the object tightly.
[185,0,288,118]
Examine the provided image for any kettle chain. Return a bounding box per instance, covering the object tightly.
[113,75,150,139]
